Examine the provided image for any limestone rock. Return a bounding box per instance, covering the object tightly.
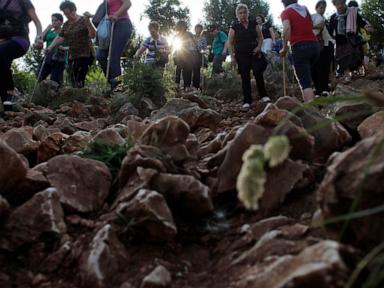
[46,155,111,213]
[116,189,177,241]
[357,111,384,139]
[5,188,66,248]
[140,265,171,288]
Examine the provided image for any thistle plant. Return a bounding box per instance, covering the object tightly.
[237,136,291,210]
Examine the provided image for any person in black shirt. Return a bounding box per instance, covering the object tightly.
[256,14,275,54]
[223,3,270,108]
[329,0,373,82]
[0,0,42,112]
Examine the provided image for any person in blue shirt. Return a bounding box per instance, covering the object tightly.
[211,25,228,76]
[134,21,169,67]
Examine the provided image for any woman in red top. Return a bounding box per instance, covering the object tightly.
[280,0,320,101]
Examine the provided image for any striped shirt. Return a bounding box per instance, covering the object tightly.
[142,35,169,64]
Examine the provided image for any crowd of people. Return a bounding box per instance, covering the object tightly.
[0,0,376,112]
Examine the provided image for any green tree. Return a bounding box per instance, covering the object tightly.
[203,0,271,33]
[144,0,190,35]
[361,0,384,44]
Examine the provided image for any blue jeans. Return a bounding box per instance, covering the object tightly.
[96,18,132,81]
[0,38,28,102]
[292,41,320,89]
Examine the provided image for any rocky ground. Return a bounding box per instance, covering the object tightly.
[1,68,384,288]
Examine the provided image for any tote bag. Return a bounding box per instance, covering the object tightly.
[96,1,111,49]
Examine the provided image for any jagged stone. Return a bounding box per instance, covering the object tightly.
[357,111,384,139]
[46,155,111,213]
[140,265,171,288]
[152,173,214,217]
[116,189,177,241]
[0,141,28,199]
[318,133,384,247]
[79,224,130,288]
[5,188,66,248]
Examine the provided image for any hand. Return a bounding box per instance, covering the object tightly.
[34,39,44,49]
[253,46,261,55]
[83,11,93,19]
[365,24,374,33]
[279,47,288,57]
[230,54,237,65]
[109,14,118,22]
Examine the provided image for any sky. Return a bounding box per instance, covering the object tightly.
[29,0,361,38]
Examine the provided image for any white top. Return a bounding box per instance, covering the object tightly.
[311,13,334,47]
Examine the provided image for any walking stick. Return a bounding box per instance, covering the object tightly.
[106,21,116,84]
[30,54,47,103]
[282,55,287,96]
[200,50,204,93]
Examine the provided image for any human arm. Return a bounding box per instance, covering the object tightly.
[280,19,291,56]
[27,7,42,44]
[254,24,263,54]
[109,0,131,22]
[357,13,374,33]
[222,28,235,63]
[134,46,147,59]
[46,36,65,53]
[83,13,96,38]
[270,26,276,45]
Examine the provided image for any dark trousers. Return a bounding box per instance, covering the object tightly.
[38,58,65,85]
[175,58,194,89]
[0,39,27,102]
[312,45,333,94]
[192,53,202,89]
[236,53,268,104]
[68,56,93,88]
[96,18,132,81]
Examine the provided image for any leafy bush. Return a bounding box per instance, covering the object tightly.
[203,67,242,101]
[112,61,176,113]
[13,71,36,94]
[33,84,91,109]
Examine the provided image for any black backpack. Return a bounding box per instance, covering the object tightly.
[0,0,28,38]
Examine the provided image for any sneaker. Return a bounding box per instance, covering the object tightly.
[321,91,330,97]
[242,103,250,109]
[3,101,13,112]
[260,96,271,103]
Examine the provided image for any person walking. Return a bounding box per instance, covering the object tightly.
[0,0,42,111]
[192,24,207,90]
[173,20,199,91]
[134,21,169,67]
[210,25,227,76]
[256,14,275,54]
[311,0,334,96]
[223,3,270,108]
[96,0,132,90]
[329,0,373,83]
[280,0,320,102]
[46,1,95,88]
[38,13,67,85]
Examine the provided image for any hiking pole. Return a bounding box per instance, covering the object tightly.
[30,54,47,104]
[106,21,116,85]
[282,55,287,96]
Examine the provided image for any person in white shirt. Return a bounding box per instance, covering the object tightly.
[311,0,334,96]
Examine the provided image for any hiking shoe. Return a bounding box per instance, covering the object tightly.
[242,103,251,109]
[260,96,271,103]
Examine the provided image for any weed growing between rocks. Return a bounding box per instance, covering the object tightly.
[79,139,133,183]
